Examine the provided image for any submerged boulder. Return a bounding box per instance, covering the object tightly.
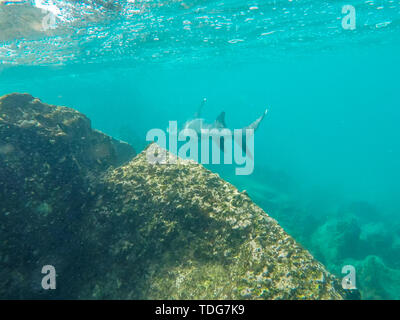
[80,144,346,299]
[0,93,135,298]
[0,93,346,299]
[0,92,135,222]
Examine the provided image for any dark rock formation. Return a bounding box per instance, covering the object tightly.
[0,93,346,299]
[0,93,135,298]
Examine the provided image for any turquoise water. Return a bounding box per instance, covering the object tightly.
[1,0,400,299]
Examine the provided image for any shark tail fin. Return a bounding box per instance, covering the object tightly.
[233,134,254,161]
[243,108,268,132]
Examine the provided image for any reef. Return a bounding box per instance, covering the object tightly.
[0,93,347,299]
[308,213,400,300]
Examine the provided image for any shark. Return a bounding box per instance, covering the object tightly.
[181,98,268,160]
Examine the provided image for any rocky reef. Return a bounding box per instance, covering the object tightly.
[0,93,347,299]
[237,169,399,300]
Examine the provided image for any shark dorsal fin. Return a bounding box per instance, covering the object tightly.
[215,111,226,129]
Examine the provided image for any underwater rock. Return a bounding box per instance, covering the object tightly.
[345,255,400,300]
[0,93,345,299]
[80,143,347,299]
[310,216,364,267]
[307,213,400,300]
[0,93,135,298]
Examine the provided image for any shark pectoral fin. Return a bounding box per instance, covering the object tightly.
[233,133,254,161]
[244,144,253,161]
[219,137,225,152]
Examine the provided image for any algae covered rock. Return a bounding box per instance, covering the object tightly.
[0,93,135,218]
[0,93,346,299]
[79,144,346,299]
[0,93,135,298]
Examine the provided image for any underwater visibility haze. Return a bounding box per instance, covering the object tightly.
[0,0,400,300]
